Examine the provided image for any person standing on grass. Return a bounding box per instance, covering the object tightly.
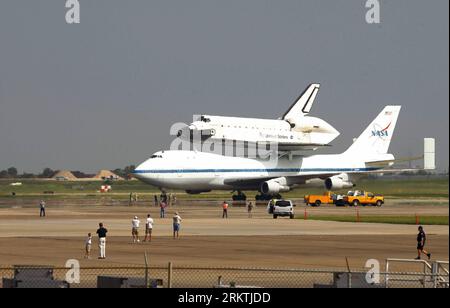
[39,200,46,217]
[131,216,141,243]
[222,201,229,219]
[96,223,108,259]
[84,233,92,259]
[173,212,182,239]
[416,226,432,260]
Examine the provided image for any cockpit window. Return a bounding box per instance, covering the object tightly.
[150,155,163,159]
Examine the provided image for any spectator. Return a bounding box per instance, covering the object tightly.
[39,200,46,217]
[173,212,182,239]
[84,233,92,259]
[247,202,254,218]
[222,201,229,219]
[96,223,108,259]
[132,216,140,243]
[160,201,167,218]
[144,214,154,242]
[129,192,133,206]
[160,193,167,203]
[172,194,177,206]
[416,226,432,260]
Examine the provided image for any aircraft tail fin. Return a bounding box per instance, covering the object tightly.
[345,106,401,155]
[282,83,320,120]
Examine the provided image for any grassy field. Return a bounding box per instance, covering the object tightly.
[0,176,448,199]
[298,215,449,225]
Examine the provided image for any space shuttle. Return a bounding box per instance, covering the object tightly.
[176,83,340,152]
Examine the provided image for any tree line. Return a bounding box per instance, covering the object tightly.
[0,165,136,179]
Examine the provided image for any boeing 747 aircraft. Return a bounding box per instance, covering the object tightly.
[134,106,434,200]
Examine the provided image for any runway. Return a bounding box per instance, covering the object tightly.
[0,204,447,269]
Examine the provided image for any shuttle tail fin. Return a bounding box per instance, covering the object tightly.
[345,106,401,155]
[282,83,320,120]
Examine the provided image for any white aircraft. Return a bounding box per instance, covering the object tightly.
[134,106,434,200]
[176,83,340,151]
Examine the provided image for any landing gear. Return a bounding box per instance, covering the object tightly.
[159,191,168,203]
[232,191,247,201]
[255,193,282,201]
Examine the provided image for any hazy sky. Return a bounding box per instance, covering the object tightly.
[0,0,448,173]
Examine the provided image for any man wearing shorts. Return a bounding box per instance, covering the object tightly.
[173,212,182,239]
[144,214,154,242]
[132,216,140,243]
[416,226,431,260]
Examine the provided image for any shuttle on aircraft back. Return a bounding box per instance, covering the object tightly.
[176,83,340,151]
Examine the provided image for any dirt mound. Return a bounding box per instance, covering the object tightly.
[92,170,124,181]
[52,170,78,180]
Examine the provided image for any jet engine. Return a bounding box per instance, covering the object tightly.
[261,178,291,194]
[324,173,354,191]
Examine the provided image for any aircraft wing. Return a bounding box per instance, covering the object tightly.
[277,143,332,151]
[224,177,275,190]
[224,167,429,191]
[223,149,434,190]
[224,173,337,190]
[346,168,425,175]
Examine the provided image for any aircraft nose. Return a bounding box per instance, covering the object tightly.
[132,163,146,179]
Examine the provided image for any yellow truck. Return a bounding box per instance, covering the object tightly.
[344,191,384,207]
[304,191,345,207]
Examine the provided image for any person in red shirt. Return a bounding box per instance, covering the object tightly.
[222,201,229,219]
[160,201,167,218]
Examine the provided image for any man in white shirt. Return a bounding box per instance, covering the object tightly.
[39,200,46,217]
[131,216,140,243]
[144,214,154,242]
[173,212,182,239]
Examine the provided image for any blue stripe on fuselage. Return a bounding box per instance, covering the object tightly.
[133,168,378,174]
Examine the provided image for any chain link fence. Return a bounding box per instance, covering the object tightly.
[0,264,448,288]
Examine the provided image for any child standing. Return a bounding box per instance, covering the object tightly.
[85,233,92,259]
